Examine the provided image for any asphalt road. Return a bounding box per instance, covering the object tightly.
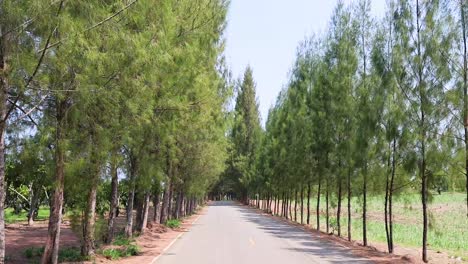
[156,201,372,264]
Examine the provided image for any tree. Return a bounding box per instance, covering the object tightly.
[231,67,262,203]
[393,0,453,261]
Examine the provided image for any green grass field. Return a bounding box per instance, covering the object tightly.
[275,192,467,260]
[5,207,50,224]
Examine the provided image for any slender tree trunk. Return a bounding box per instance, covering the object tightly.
[326,178,329,234]
[389,139,396,253]
[106,157,119,244]
[160,180,170,224]
[124,161,137,238]
[167,182,173,220]
[337,178,342,237]
[307,182,311,225]
[42,98,67,264]
[363,163,368,246]
[289,193,293,220]
[300,186,304,225]
[82,141,102,257]
[385,158,391,253]
[0,20,8,264]
[347,167,352,241]
[416,1,428,261]
[317,175,321,231]
[27,185,40,226]
[461,0,468,218]
[82,176,98,256]
[294,190,297,222]
[138,193,150,234]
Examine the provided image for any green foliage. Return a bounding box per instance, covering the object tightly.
[23,246,87,262]
[166,219,181,229]
[23,247,44,259]
[5,207,49,224]
[102,245,140,260]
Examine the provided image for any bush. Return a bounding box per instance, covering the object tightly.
[58,247,88,262]
[112,235,134,246]
[166,219,181,229]
[24,247,43,258]
[102,245,140,260]
[23,246,87,262]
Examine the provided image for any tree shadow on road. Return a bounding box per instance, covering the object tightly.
[235,205,373,264]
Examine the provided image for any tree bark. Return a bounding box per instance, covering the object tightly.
[82,177,98,256]
[460,0,468,218]
[106,157,119,244]
[300,186,304,225]
[42,98,67,264]
[160,180,170,224]
[317,175,321,231]
[337,178,342,237]
[347,167,352,241]
[27,184,40,226]
[124,156,137,238]
[0,37,7,262]
[294,190,297,222]
[326,178,329,234]
[153,192,160,223]
[307,182,311,225]
[363,163,368,246]
[137,193,150,234]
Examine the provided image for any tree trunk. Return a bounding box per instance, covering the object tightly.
[137,193,150,234]
[106,157,119,244]
[326,178,329,234]
[307,182,311,225]
[42,98,67,264]
[337,178,342,237]
[294,190,297,222]
[347,167,352,241]
[461,0,468,218]
[160,181,170,225]
[363,163,368,246]
[167,182,173,220]
[0,49,7,263]
[28,185,40,226]
[385,159,390,253]
[82,177,98,256]
[300,186,304,225]
[317,176,321,231]
[152,193,160,223]
[388,139,396,253]
[124,164,137,238]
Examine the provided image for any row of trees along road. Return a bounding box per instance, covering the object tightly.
[0,0,230,263]
[217,1,468,263]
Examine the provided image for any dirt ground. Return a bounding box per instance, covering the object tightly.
[5,221,80,264]
[92,208,205,264]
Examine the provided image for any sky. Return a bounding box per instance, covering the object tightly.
[224,0,386,125]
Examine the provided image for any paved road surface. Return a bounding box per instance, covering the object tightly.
[156,201,372,264]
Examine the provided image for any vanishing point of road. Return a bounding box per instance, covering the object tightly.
[156,201,372,264]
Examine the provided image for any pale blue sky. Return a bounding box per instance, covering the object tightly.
[225,0,386,124]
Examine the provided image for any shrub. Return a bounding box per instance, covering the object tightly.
[102,245,140,260]
[166,219,181,229]
[24,247,43,258]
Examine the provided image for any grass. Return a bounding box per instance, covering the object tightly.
[166,219,181,229]
[23,246,88,262]
[102,244,140,260]
[271,192,468,260]
[5,207,49,224]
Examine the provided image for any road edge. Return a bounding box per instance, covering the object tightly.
[148,211,204,264]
